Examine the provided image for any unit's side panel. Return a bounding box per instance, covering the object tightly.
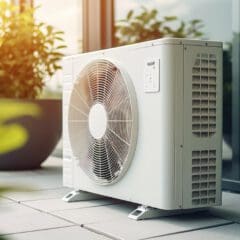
[182,45,222,209]
[62,57,74,187]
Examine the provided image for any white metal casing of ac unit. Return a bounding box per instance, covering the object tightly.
[62,38,223,210]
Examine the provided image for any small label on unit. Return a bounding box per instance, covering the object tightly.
[144,59,160,93]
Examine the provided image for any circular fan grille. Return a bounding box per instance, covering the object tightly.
[68,59,138,185]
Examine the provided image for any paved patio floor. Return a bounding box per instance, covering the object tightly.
[0,156,240,240]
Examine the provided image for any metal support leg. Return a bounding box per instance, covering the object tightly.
[62,190,103,202]
[128,205,203,221]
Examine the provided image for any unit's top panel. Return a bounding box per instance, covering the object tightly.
[144,38,221,47]
[66,38,222,60]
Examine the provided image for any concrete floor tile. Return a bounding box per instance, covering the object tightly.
[154,223,240,240]
[0,197,14,204]
[52,202,135,225]
[0,170,62,190]
[0,203,72,235]
[7,226,111,240]
[41,156,62,168]
[24,198,117,212]
[84,211,231,240]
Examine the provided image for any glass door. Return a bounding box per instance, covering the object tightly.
[113,0,240,192]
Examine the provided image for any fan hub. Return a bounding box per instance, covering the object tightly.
[88,103,107,139]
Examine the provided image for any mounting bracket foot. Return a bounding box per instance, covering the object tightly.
[62,190,103,202]
[128,205,202,221]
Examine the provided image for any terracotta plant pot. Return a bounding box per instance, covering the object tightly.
[0,99,62,170]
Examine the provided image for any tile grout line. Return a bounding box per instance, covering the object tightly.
[0,196,17,202]
[19,202,80,226]
[81,225,118,240]
[83,224,122,240]
[19,201,120,227]
[1,224,117,240]
[0,225,75,237]
[140,222,235,240]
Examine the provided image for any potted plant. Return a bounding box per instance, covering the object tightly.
[0,1,66,170]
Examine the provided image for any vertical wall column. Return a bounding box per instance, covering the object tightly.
[232,0,240,179]
[82,0,114,52]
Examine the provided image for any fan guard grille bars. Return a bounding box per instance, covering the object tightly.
[68,59,138,185]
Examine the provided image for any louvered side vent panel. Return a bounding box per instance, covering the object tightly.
[191,150,217,206]
[192,53,217,138]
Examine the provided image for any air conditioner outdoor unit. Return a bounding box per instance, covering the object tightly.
[62,38,223,220]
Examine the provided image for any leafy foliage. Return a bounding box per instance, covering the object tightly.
[0,1,66,98]
[0,236,7,240]
[0,100,41,154]
[115,7,204,46]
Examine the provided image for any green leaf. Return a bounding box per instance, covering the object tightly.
[56,45,67,49]
[0,101,41,154]
[0,235,8,240]
[191,19,202,25]
[47,25,53,34]
[54,65,62,70]
[164,16,177,21]
[150,9,158,19]
[55,37,64,41]
[0,124,28,154]
[127,10,133,20]
[195,31,203,37]
[54,31,64,35]
[51,52,64,57]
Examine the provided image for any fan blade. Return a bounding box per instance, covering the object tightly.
[74,71,94,107]
[68,103,88,122]
[68,121,89,157]
[72,83,90,111]
[105,127,129,163]
[104,138,121,178]
[104,74,130,114]
[108,120,132,146]
[104,136,124,167]
[108,98,132,123]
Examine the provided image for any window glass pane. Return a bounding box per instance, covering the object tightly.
[35,0,82,54]
[33,0,82,94]
[114,0,232,43]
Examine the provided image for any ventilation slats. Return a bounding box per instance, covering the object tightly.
[192,53,217,138]
[192,150,217,206]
